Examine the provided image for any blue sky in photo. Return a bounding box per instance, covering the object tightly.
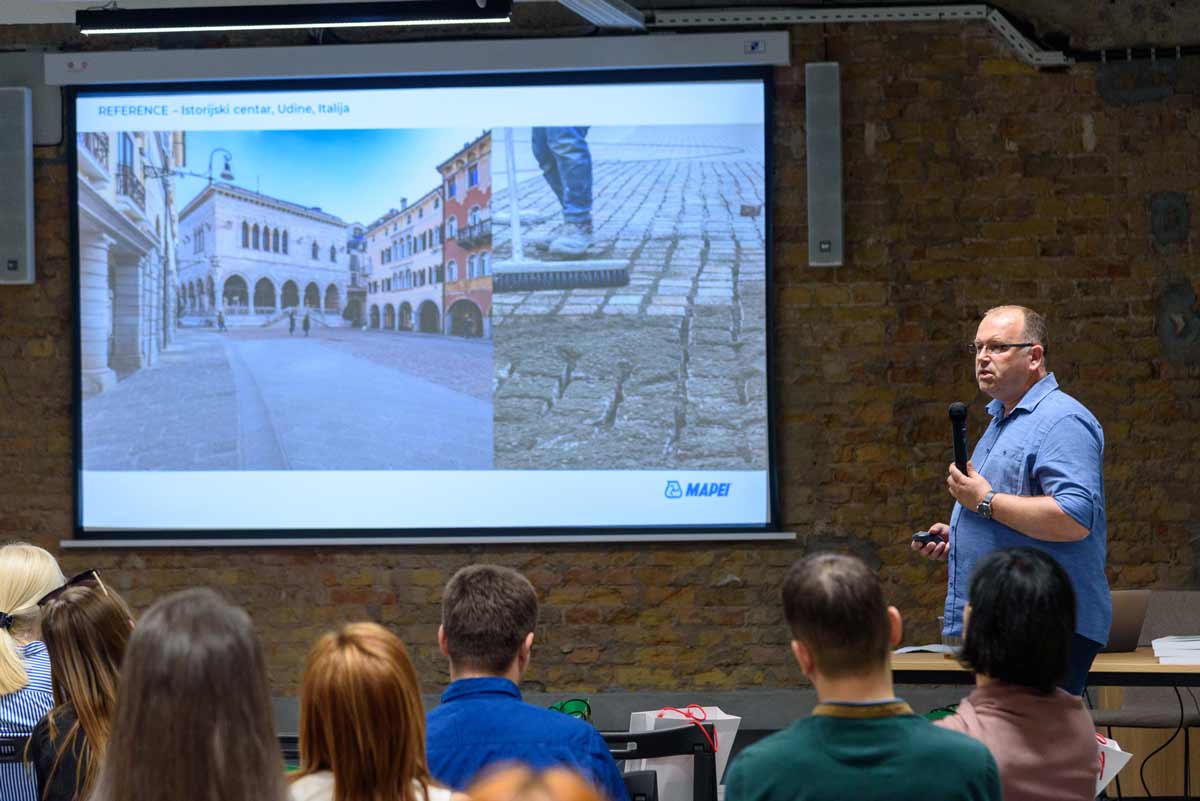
[175,128,485,225]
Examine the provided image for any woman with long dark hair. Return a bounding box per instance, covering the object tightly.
[90,588,287,801]
[28,580,133,801]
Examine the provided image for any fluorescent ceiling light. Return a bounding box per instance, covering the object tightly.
[77,0,512,35]
[557,0,643,29]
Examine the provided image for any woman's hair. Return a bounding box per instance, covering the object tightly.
[959,547,1076,694]
[467,766,605,801]
[91,587,286,801]
[38,583,133,800]
[0,542,65,695]
[292,622,432,801]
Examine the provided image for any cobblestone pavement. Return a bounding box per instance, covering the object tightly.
[491,125,768,470]
[83,327,492,470]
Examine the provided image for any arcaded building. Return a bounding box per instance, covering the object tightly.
[177,183,353,323]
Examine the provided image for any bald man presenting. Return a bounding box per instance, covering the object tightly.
[913,306,1110,694]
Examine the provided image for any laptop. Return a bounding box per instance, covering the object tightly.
[1102,590,1151,653]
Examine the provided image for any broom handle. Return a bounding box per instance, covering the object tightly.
[504,127,525,261]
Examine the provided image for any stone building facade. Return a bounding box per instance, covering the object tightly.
[177,183,352,323]
[77,129,183,396]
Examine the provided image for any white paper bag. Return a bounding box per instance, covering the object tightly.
[1096,732,1133,796]
[625,706,740,801]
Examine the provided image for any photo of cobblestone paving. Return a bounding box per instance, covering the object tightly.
[491,125,768,469]
[82,327,492,470]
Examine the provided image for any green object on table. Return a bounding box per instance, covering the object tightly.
[924,703,959,722]
[549,698,593,723]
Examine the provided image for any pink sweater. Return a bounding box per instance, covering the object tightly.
[935,681,1098,801]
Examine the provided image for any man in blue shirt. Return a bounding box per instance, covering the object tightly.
[912,305,1110,694]
[426,564,628,801]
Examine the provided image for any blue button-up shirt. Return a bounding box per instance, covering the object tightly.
[944,373,1111,645]
[426,677,629,801]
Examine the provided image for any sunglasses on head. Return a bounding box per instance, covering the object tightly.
[37,569,109,607]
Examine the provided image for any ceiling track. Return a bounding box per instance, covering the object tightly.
[646,4,1072,67]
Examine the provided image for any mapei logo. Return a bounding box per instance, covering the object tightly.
[665,480,732,499]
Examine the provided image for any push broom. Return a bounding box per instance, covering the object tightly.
[492,127,631,294]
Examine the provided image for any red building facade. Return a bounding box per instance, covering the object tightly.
[438,131,492,339]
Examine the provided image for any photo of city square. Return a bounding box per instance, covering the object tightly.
[77,127,494,470]
[490,125,769,470]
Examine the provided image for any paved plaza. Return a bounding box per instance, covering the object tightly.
[82,325,493,470]
[491,125,769,470]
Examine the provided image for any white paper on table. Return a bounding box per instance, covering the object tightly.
[1096,732,1133,795]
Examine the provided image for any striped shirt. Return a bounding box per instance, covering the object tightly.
[0,641,53,801]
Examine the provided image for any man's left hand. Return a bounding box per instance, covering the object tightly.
[947,461,992,510]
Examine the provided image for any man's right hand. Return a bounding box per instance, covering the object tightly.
[910,522,950,561]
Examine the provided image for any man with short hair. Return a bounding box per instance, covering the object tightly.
[724,553,1002,801]
[426,564,628,801]
[912,305,1110,694]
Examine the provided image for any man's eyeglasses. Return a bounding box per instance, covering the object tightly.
[967,342,1035,356]
[37,569,109,607]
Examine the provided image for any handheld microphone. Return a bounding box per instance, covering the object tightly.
[948,402,969,475]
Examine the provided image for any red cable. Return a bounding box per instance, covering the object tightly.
[656,705,718,754]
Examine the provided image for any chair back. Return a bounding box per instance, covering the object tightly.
[602,723,717,801]
[621,770,659,801]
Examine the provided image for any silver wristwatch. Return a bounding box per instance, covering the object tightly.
[976,490,996,520]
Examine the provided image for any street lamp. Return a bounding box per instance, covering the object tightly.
[144,147,235,185]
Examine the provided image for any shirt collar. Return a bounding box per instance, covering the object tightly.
[441,676,522,704]
[21,641,47,658]
[987,372,1059,420]
[811,700,913,719]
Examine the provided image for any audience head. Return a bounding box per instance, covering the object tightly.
[93,587,285,801]
[440,564,538,677]
[294,622,432,801]
[39,579,134,799]
[960,547,1075,694]
[782,552,901,680]
[468,766,605,801]
[0,542,64,695]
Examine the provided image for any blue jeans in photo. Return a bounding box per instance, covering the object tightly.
[531,126,592,227]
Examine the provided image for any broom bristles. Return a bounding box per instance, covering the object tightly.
[494,266,630,293]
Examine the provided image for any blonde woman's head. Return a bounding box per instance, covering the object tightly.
[0,542,65,695]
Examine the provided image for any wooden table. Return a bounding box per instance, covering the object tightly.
[892,647,1200,687]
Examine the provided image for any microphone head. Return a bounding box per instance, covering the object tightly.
[948,402,968,421]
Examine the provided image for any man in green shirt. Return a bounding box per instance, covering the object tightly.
[724,553,1002,801]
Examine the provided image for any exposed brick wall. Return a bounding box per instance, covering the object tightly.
[1,21,1197,695]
